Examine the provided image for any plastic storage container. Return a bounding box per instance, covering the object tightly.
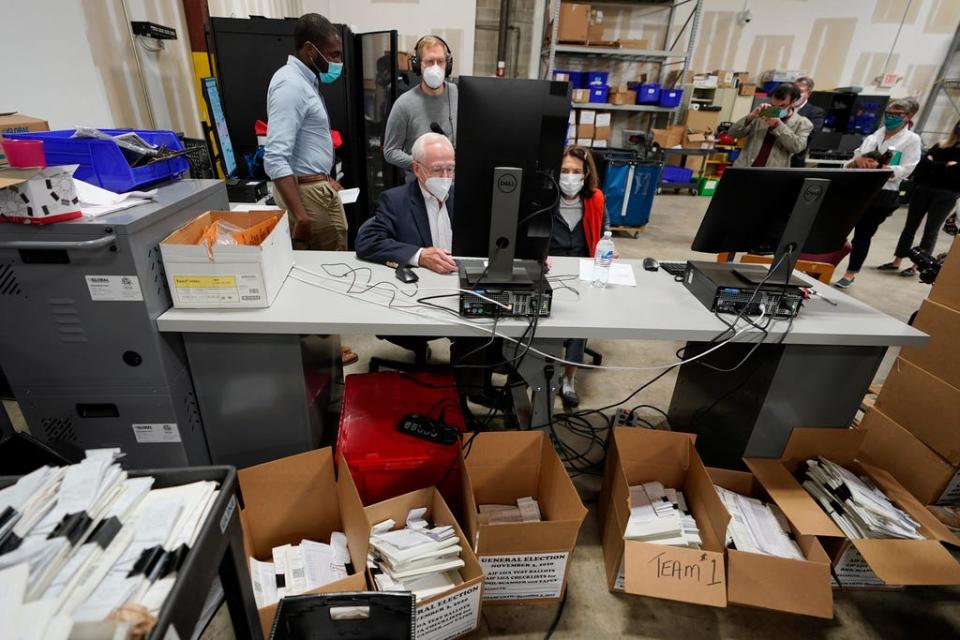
[5,128,189,193]
[659,88,683,108]
[698,176,719,196]
[336,371,466,505]
[587,71,609,87]
[602,161,661,227]
[637,83,662,104]
[589,86,610,103]
[661,165,694,183]
[555,70,587,88]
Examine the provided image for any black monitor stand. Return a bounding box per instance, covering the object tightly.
[734,177,831,287]
[461,166,539,286]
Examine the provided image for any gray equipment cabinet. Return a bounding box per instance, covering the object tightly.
[0,179,228,468]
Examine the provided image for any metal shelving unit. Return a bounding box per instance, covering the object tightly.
[571,102,679,113]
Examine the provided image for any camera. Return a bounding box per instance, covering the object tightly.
[907,246,945,284]
[736,10,752,26]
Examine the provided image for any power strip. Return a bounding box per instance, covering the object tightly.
[614,408,646,428]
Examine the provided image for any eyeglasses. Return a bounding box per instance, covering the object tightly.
[422,164,455,177]
[884,110,907,117]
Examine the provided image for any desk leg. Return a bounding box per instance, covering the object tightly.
[669,341,886,467]
[184,333,328,467]
[507,338,563,429]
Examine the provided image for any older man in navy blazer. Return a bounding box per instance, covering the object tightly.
[356,132,457,273]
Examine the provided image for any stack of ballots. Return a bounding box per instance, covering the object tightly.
[478,496,542,525]
[623,482,701,548]
[369,508,464,601]
[714,485,804,559]
[0,450,219,638]
[249,534,350,609]
[801,457,923,540]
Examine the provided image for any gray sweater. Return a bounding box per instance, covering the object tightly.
[383,83,458,180]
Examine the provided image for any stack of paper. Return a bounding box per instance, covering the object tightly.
[801,457,923,540]
[249,534,350,608]
[478,496,543,525]
[623,482,701,548]
[369,509,464,601]
[714,485,804,559]
[0,450,221,638]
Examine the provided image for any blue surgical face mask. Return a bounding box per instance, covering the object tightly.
[309,43,343,84]
[884,113,906,131]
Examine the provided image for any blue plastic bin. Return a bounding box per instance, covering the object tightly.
[589,86,610,103]
[661,165,693,184]
[603,162,660,227]
[587,71,609,87]
[659,88,683,108]
[637,83,662,104]
[5,128,189,193]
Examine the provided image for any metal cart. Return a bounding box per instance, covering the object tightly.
[657,147,712,195]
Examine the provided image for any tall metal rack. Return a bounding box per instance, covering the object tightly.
[916,22,960,142]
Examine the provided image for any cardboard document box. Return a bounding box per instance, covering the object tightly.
[462,432,587,604]
[600,428,729,607]
[930,241,960,312]
[708,467,833,618]
[160,210,295,308]
[558,3,590,43]
[238,449,369,636]
[362,484,484,640]
[900,299,960,388]
[746,428,960,588]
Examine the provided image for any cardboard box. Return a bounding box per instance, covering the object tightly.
[693,74,719,89]
[577,123,595,139]
[617,38,649,50]
[875,357,960,465]
[739,83,757,97]
[568,111,577,125]
[558,3,590,43]
[600,428,730,607]
[238,449,369,636]
[746,428,960,586]
[0,113,49,165]
[652,126,685,149]
[160,210,295,309]
[707,467,834,618]
[578,109,596,125]
[592,139,608,148]
[683,109,721,134]
[587,23,606,44]
[858,407,960,505]
[685,132,715,149]
[462,432,587,604]
[930,241,960,312]
[595,112,611,127]
[576,138,593,148]
[900,299,960,388]
[363,485,485,639]
[665,69,694,87]
[571,89,591,104]
[0,165,81,225]
[594,126,612,142]
[609,89,637,105]
[712,70,735,88]
[567,124,577,140]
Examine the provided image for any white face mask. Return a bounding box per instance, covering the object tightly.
[559,174,584,197]
[425,176,452,201]
[422,64,445,90]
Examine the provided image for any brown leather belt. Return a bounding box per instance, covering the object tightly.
[296,174,331,185]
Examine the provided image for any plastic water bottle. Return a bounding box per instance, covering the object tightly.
[593,231,615,288]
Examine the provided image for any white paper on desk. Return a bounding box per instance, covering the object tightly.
[578,259,637,286]
[0,563,29,640]
[338,187,360,204]
[16,598,57,640]
[74,179,156,217]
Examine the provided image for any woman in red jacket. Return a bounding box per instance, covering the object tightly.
[550,145,606,407]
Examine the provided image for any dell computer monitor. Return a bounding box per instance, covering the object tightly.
[452,76,570,276]
[201,76,238,178]
[691,167,891,258]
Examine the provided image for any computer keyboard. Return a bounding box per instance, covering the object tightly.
[660,261,688,277]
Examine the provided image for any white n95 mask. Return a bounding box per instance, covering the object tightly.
[423,65,445,90]
[426,176,452,201]
[559,174,584,197]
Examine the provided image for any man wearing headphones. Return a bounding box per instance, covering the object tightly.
[383,35,458,182]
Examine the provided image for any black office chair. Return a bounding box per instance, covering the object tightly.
[583,346,603,366]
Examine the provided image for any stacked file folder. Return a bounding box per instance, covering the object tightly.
[369,508,465,601]
[477,496,542,525]
[714,485,804,559]
[0,450,220,638]
[801,457,923,540]
[249,534,350,608]
[623,482,701,548]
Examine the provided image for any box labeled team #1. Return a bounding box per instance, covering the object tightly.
[160,210,294,308]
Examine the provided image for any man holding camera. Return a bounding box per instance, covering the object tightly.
[728,83,813,168]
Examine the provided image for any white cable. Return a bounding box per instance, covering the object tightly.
[288,269,767,373]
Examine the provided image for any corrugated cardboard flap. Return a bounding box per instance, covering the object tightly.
[780,427,865,464]
[623,540,727,607]
[851,539,960,585]
[744,459,843,538]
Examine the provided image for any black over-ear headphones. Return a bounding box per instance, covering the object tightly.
[411,35,454,78]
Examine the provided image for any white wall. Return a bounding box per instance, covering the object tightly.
[303,0,478,76]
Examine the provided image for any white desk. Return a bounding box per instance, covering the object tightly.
[158,252,926,467]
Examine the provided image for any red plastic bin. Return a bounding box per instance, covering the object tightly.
[337,371,465,506]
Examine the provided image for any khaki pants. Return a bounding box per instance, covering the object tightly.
[272,180,348,251]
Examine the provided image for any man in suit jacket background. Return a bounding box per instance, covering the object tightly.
[791,76,826,167]
[356,132,457,273]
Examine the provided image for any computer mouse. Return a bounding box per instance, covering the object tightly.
[643,257,660,272]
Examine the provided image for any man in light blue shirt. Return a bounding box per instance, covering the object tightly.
[265,13,347,251]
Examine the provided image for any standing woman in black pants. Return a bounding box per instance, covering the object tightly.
[834,98,922,289]
[877,118,960,276]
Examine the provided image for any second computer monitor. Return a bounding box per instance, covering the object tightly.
[452,76,570,263]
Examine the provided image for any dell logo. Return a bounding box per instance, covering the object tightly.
[498,174,518,193]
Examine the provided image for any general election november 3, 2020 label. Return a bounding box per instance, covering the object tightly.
[479,552,568,600]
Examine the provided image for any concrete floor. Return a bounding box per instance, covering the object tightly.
[7,192,958,638]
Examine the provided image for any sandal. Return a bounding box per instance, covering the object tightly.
[876,262,900,271]
[899,267,917,277]
[341,347,359,366]
[834,277,855,289]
